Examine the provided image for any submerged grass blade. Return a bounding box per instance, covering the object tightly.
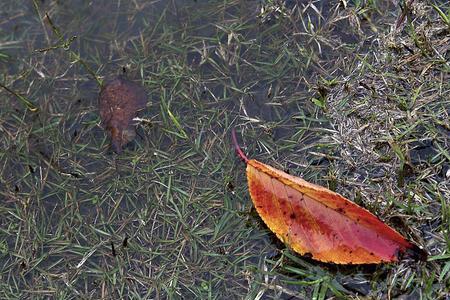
[0,82,38,111]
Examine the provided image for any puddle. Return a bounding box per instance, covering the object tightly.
[0,0,413,298]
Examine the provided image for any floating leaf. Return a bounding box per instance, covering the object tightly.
[232,129,427,264]
[99,76,148,153]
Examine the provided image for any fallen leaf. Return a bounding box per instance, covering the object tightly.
[232,129,427,264]
[99,76,148,153]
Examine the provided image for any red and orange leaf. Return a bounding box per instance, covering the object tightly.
[232,130,427,264]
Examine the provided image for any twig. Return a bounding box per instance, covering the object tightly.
[31,0,103,87]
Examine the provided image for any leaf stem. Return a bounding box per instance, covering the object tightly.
[231,128,249,163]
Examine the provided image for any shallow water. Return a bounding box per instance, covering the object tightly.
[0,0,407,298]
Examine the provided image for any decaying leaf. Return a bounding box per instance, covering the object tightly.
[232,129,427,264]
[99,76,148,153]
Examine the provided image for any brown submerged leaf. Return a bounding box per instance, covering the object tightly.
[99,76,148,153]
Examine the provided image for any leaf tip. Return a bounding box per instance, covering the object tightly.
[404,244,428,262]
